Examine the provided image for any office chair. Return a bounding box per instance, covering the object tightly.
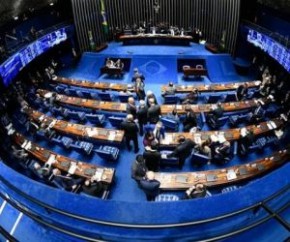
[94,145,120,161]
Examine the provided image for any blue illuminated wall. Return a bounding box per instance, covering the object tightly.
[0,27,70,87]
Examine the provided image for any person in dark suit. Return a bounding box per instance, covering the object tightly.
[161,81,176,96]
[166,135,195,169]
[147,99,161,124]
[139,171,160,201]
[132,68,145,82]
[249,100,265,123]
[81,179,104,197]
[239,127,255,155]
[120,114,139,153]
[207,102,224,123]
[131,154,147,183]
[135,77,146,100]
[146,90,158,106]
[181,89,199,104]
[137,100,148,136]
[143,141,161,172]
[183,105,198,132]
[236,83,249,101]
[213,140,231,164]
[126,97,137,119]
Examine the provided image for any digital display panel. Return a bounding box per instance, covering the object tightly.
[247,28,290,72]
[0,27,68,86]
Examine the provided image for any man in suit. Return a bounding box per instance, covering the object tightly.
[137,100,148,136]
[166,135,195,169]
[249,100,265,123]
[120,114,139,153]
[147,99,161,124]
[135,77,145,100]
[236,83,249,101]
[239,127,255,155]
[183,105,198,132]
[131,154,147,183]
[143,141,161,172]
[207,102,224,125]
[126,97,137,119]
[213,140,231,164]
[81,179,104,197]
[139,171,160,201]
[132,68,145,82]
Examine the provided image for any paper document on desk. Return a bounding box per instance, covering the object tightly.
[24,141,32,150]
[162,135,172,145]
[7,128,15,136]
[93,168,104,181]
[176,105,182,110]
[175,175,188,183]
[226,169,237,181]
[194,134,202,144]
[47,154,56,165]
[49,120,57,128]
[108,133,116,141]
[39,115,45,122]
[68,162,77,174]
[86,128,98,137]
[44,92,52,98]
[21,140,28,149]
[269,121,277,129]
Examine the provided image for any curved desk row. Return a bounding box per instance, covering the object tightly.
[159,118,284,147]
[13,133,115,184]
[38,89,270,115]
[26,108,124,144]
[161,80,261,94]
[156,149,289,190]
[52,76,135,92]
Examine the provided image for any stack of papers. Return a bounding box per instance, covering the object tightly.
[47,154,56,165]
[68,162,77,174]
[194,134,202,144]
[24,141,32,150]
[86,128,98,137]
[226,169,237,180]
[93,168,104,181]
[108,133,116,141]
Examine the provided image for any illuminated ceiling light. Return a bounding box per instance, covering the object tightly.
[50,2,54,6]
[14,16,19,20]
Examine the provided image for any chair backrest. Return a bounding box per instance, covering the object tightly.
[164,95,179,104]
[109,116,124,127]
[95,146,119,160]
[98,92,112,101]
[205,94,221,104]
[191,152,209,166]
[224,93,237,102]
[119,94,133,103]
[212,116,229,128]
[160,117,179,130]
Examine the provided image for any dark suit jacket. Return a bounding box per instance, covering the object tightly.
[183,110,197,127]
[126,104,137,118]
[143,150,161,172]
[140,178,160,197]
[120,120,139,138]
[168,139,195,161]
[82,182,104,197]
[137,106,148,124]
[148,105,161,123]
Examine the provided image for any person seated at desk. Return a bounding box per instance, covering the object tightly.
[248,100,265,123]
[132,68,145,82]
[135,77,146,100]
[106,58,114,68]
[180,28,185,37]
[137,100,148,136]
[165,135,195,170]
[195,139,212,160]
[11,145,29,161]
[51,168,85,192]
[147,99,161,124]
[139,171,160,201]
[131,154,147,183]
[143,130,155,147]
[162,82,176,96]
[239,127,254,155]
[213,139,231,165]
[120,114,139,153]
[146,90,158,106]
[40,123,56,140]
[28,118,40,135]
[114,59,124,69]
[165,108,180,123]
[28,160,51,180]
[181,89,199,104]
[152,121,165,144]
[126,97,137,119]
[236,83,249,101]
[183,105,198,132]
[207,102,224,122]
[185,183,207,199]
[143,141,161,172]
[81,179,104,197]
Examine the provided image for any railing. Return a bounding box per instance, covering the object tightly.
[5,21,72,56]
[242,20,290,48]
[0,171,289,241]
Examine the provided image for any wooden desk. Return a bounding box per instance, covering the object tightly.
[159,118,284,147]
[119,34,193,46]
[53,76,134,92]
[38,89,269,115]
[155,149,289,190]
[38,89,127,113]
[161,97,270,115]
[13,133,115,184]
[161,80,261,94]
[183,67,207,78]
[100,66,123,77]
[26,108,124,144]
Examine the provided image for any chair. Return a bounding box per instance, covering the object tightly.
[98,92,114,101]
[55,85,66,93]
[86,113,106,126]
[191,151,209,166]
[223,93,237,102]
[71,141,94,155]
[108,116,124,127]
[155,194,180,202]
[68,110,86,122]
[90,92,99,100]
[204,94,221,104]
[160,117,179,131]
[119,94,134,103]
[163,95,179,104]
[61,136,73,149]
[197,112,206,130]
[160,150,179,166]
[229,113,249,126]
[94,145,119,161]
[207,116,229,129]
